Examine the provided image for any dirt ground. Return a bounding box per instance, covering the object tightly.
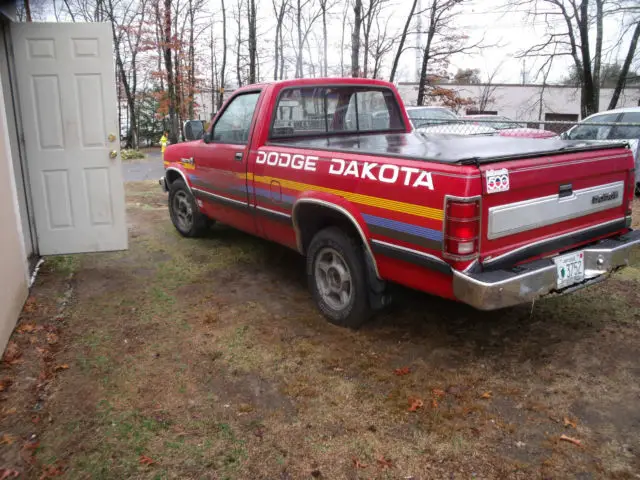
[1,181,639,479]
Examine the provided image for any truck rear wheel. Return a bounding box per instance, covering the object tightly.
[168,179,212,237]
[307,227,373,328]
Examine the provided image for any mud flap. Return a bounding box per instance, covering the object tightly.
[364,251,391,311]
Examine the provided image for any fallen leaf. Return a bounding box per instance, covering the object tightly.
[23,296,37,313]
[31,416,40,425]
[46,333,58,345]
[0,469,20,479]
[480,391,492,399]
[22,439,40,451]
[377,455,393,469]
[0,378,13,392]
[563,416,577,428]
[2,408,17,415]
[431,399,439,409]
[2,342,22,365]
[559,434,582,447]
[408,397,424,412]
[39,462,65,479]
[352,457,367,469]
[393,367,411,376]
[54,364,69,372]
[432,388,445,399]
[0,434,16,445]
[139,455,154,466]
[35,348,48,356]
[16,323,37,334]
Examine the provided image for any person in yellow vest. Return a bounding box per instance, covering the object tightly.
[160,131,169,159]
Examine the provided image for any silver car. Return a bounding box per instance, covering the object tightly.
[563,107,640,194]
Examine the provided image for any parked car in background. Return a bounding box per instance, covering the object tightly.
[417,123,497,136]
[562,107,640,193]
[406,106,458,129]
[462,114,526,130]
[498,128,558,139]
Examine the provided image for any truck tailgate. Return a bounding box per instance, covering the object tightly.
[478,146,634,267]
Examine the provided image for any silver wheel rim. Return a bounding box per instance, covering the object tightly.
[314,247,353,311]
[172,191,193,231]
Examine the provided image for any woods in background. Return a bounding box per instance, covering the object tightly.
[17,0,640,147]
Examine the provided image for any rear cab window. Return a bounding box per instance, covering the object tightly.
[270,86,405,138]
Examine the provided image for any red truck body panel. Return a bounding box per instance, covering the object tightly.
[163,78,636,306]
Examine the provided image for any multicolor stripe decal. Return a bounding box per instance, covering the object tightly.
[186,171,444,250]
[244,173,444,221]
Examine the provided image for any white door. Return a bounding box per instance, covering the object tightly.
[11,22,127,255]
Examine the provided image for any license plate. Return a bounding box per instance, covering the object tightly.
[554,251,585,289]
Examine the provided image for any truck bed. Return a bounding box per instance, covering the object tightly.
[268,132,628,165]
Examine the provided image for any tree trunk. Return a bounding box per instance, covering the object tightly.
[577,0,596,117]
[416,3,437,106]
[219,0,226,109]
[163,0,178,144]
[351,0,362,77]
[248,0,257,83]
[340,0,348,76]
[321,0,328,76]
[296,0,303,77]
[389,0,417,83]
[188,0,195,118]
[609,21,640,110]
[24,0,32,21]
[273,1,281,80]
[154,0,165,91]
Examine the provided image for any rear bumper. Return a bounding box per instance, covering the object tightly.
[159,176,168,192]
[453,229,640,310]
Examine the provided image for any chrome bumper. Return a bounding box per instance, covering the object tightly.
[453,230,640,310]
[159,176,168,192]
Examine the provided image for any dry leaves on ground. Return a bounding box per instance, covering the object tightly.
[16,323,37,334]
[0,378,13,392]
[0,469,20,479]
[53,365,69,372]
[377,456,393,469]
[0,434,16,445]
[139,455,155,466]
[480,391,492,399]
[2,343,22,365]
[23,297,37,313]
[408,396,424,412]
[563,416,577,428]
[559,434,582,447]
[393,367,411,376]
[352,458,367,469]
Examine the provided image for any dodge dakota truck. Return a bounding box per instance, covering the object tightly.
[160,78,640,328]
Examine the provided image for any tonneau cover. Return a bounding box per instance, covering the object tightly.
[268,132,629,165]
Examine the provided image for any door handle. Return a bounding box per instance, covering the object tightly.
[109,150,118,159]
[234,151,243,162]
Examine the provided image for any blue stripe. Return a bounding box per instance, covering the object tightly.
[362,214,443,241]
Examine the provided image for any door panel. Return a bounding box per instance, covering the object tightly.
[11,23,127,255]
[194,91,261,234]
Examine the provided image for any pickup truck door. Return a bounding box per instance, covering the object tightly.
[192,91,262,234]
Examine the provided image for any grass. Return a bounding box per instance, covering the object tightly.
[1,184,639,479]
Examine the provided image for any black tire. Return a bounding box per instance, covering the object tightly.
[306,227,373,328]
[168,179,212,237]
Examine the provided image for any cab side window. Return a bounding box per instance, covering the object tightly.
[212,92,260,144]
[609,112,640,140]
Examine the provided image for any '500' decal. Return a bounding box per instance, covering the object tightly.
[255,151,434,190]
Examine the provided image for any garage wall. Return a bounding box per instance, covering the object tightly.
[0,68,28,353]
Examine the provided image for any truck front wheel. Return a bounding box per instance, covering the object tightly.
[307,227,373,328]
[168,179,212,237]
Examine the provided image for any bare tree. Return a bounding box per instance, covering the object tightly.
[609,5,640,109]
[515,0,609,117]
[370,15,394,79]
[319,0,329,76]
[351,0,362,77]
[163,0,179,143]
[233,0,245,87]
[416,0,482,106]
[292,0,323,77]
[219,0,227,108]
[272,0,289,80]
[247,0,257,83]
[476,63,502,113]
[389,0,419,82]
[340,0,349,76]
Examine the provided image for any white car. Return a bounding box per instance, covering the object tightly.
[405,106,459,129]
[563,107,640,193]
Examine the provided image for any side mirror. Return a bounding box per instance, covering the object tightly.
[184,120,205,141]
[203,130,212,143]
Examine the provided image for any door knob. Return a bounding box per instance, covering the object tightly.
[109,150,118,159]
[108,133,116,142]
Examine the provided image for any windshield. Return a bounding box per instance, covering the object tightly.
[408,108,457,122]
[270,86,405,138]
[566,113,620,140]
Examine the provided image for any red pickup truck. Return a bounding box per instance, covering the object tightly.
[160,78,640,328]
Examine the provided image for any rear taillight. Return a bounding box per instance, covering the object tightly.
[627,169,635,217]
[443,197,481,261]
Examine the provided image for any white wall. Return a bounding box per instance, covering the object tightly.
[396,83,640,120]
[0,69,29,353]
